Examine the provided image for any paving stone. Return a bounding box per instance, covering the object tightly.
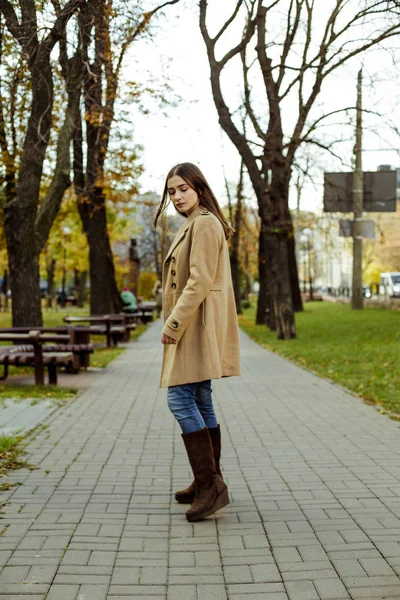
[286,580,319,600]
[108,586,166,596]
[330,559,366,578]
[0,584,50,594]
[359,557,397,576]
[229,595,287,600]
[227,583,286,595]
[167,585,197,600]
[76,584,108,600]
[25,564,58,583]
[0,596,46,600]
[313,578,350,599]
[47,584,79,600]
[0,565,30,582]
[196,585,228,600]
[223,565,253,583]
[141,566,168,584]
[169,551,195,567]
[250,563,281,582]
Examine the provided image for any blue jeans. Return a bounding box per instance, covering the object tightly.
[167,380,218,433]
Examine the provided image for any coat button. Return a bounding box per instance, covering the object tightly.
[171,283,176,289]
[172,322,178,328]
[171,270,176,276]
[171,256,176,262]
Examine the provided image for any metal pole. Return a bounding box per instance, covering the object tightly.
[295,177,301,270]
[62,247,66,296]
[308,239,313,301]
[351,69,364,309]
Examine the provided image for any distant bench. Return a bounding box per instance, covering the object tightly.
[0,331,75,385]
[0,326,93,371]
[135,302,157,324]
[63,314,138,347]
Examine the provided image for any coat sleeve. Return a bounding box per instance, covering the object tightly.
[162,216,224,342]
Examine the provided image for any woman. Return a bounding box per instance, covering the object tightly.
[154,162,240,522]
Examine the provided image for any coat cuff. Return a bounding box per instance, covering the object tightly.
[162,315,184,342]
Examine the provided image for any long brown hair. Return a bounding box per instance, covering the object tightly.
[153,163,233,239]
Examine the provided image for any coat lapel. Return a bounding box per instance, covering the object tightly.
[164,225,189,263]
[164,204,205,263]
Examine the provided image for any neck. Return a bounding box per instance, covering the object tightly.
[185,202,200,216]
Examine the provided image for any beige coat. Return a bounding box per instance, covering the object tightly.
[160,204,241,388]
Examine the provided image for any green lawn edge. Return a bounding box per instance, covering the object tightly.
[239,302,400,419]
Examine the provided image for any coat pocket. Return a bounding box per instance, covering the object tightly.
[210,282,223,291]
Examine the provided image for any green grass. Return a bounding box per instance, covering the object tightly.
[0,434,26,479]
[91,347,125,368]
[0,385,76,404]
[239,302,400,417]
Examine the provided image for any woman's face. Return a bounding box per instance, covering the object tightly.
[167,175,199,215]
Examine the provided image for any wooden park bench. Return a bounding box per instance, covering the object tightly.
[63,315,135,347]
[0,326,93,371]
[0,331,75,385]
[135,302,156,324]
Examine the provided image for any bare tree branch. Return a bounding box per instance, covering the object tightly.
[0,0,20,40]
[116,0,181,76]
[255,5,282,148]
[199,0,263,200]
[42,0,83,53]
[241,46,266,142]
[299,137,347,164]
[277,0,304,91]
[213,0,243,44]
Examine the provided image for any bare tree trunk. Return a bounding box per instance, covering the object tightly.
[6,245,42,325]
[77,270,87,307]
[1,270,9,312]
[1,0,82,327]
[4,54,53,326]
[288,235,303,312]
[86,190,121,314]
[243,253,252,298]
[268,170,295,338]
[256,227,268,325]
[256,225,275,329]
[271,232,295,339]
[230,162,244,314]
[46,258,56,309]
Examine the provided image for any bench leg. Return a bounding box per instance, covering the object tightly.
[0,360,9,381]
[48,363,58,385]
[33,344,44,385]
[80,352,90,369]
[69,356,80,374]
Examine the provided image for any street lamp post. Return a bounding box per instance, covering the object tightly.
[61,227,71,306]
[300,228,313,301]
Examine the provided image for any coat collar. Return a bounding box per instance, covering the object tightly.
[164,204,207,263]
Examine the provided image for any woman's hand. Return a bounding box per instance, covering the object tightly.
[161,333,177,345]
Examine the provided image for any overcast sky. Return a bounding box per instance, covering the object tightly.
[124,1,400,213]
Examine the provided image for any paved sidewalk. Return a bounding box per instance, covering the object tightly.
[0,321,400,600]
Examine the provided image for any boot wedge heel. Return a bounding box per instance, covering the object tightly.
[186,485,229,522]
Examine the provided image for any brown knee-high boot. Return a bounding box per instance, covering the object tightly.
[175,425,223,504]
[181,427,229,522]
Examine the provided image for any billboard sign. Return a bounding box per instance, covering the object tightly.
[324,170,397,212]
[339,219,376,238]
